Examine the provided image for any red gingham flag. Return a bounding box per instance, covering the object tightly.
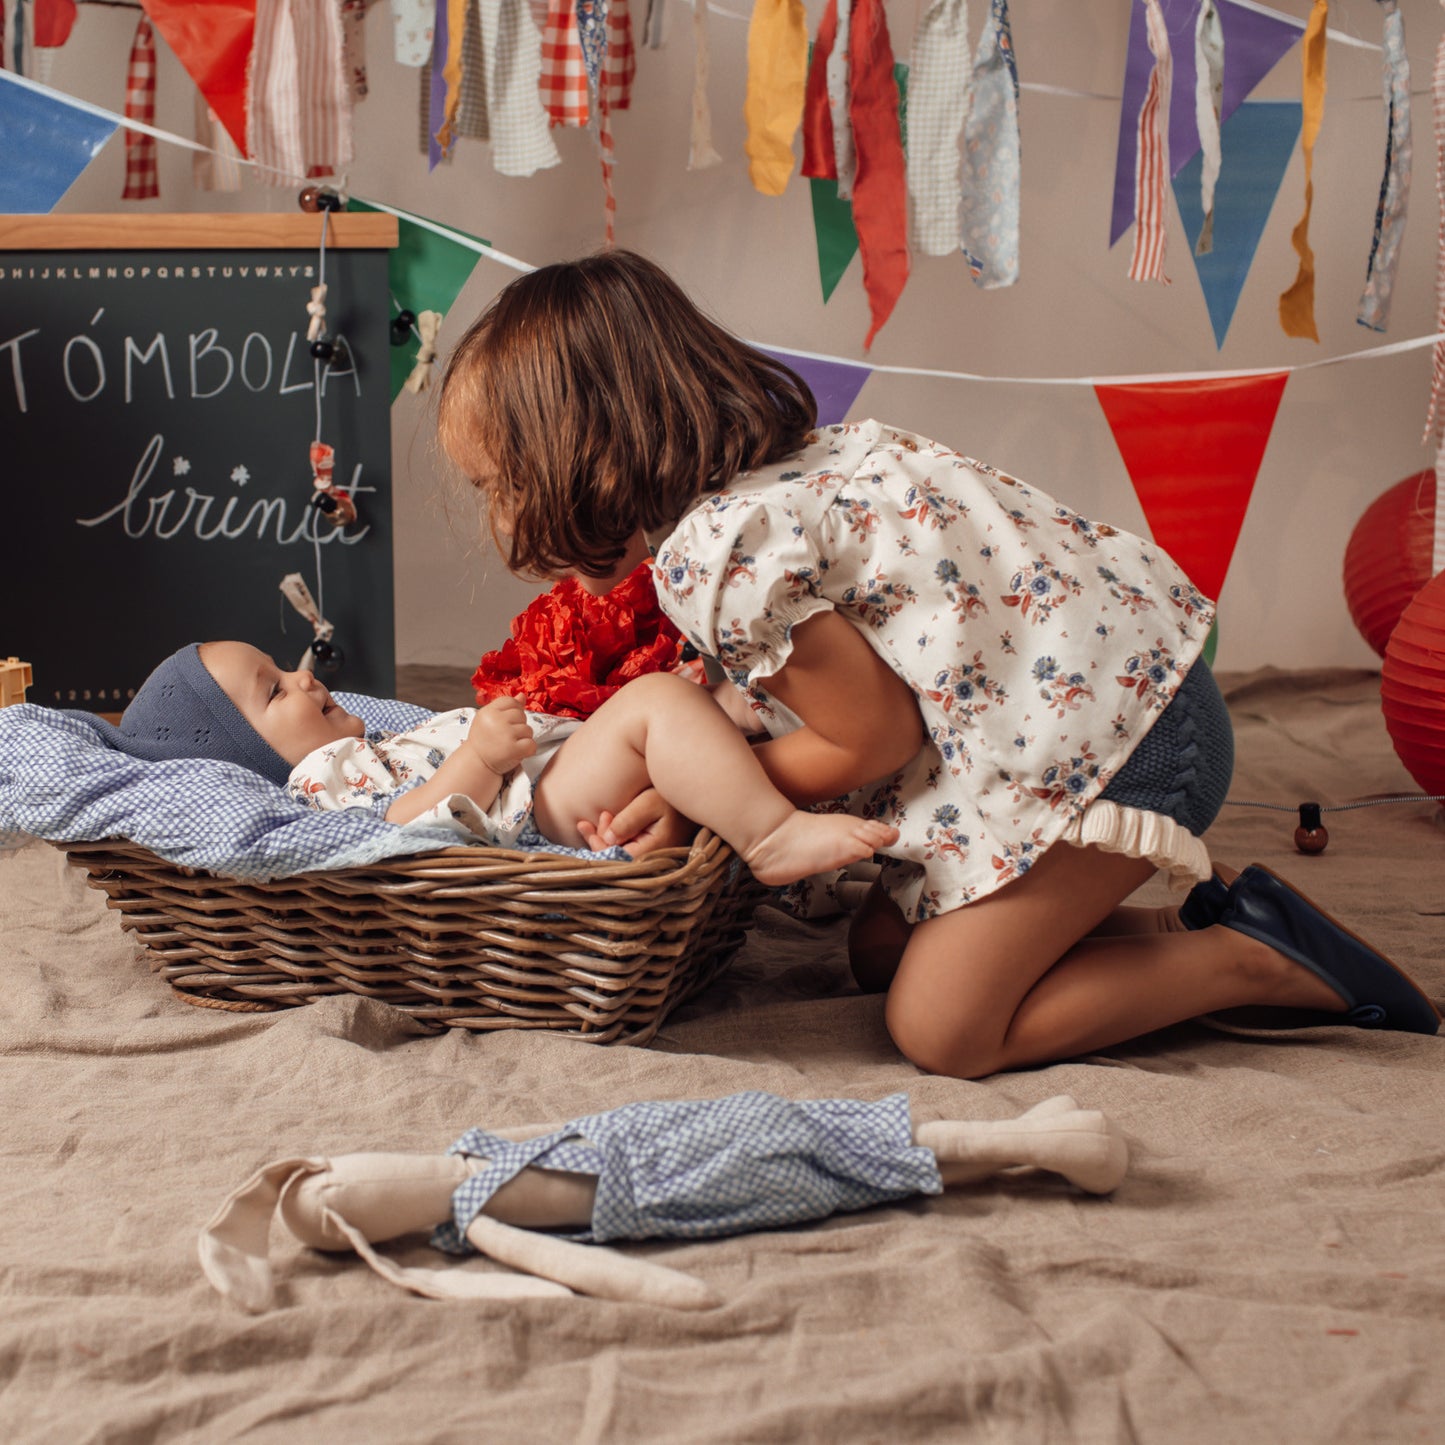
[602,0,635,111]
[540,0,590,126]
[1128,0,1171,285]
[122,15,159,201]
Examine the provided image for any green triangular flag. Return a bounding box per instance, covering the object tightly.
[350,199,490,401]
[810,62,909,305]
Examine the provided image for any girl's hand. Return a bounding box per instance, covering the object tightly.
[468,698,537,775]
[577,788,698,856]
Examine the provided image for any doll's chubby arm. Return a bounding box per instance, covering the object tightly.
[750,611,926,807]
[385,697,536,826]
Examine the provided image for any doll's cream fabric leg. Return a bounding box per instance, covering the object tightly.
[913,1095,1128,1195]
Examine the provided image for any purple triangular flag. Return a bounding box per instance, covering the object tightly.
[762,348,873,426]
[1110,0,1301,246]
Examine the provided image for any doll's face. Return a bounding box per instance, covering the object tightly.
[200,641,364,765]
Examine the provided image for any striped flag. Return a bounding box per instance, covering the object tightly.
[1128,0,1172,283]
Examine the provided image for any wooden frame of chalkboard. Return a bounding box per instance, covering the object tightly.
[0,212,400,715]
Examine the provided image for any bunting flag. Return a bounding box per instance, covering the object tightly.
[744,0,808,196]
[1094,371,1288,603]
[139,0,256,156]
[1278,0,1328,340]
[350,199,488,401]
[958,0,1020,289]
[121,15,159,202]
[761,346,873,424]
[1357,0,1411,333]
[1111,0,1300,248]
[1128,0,1171,284]
[0,69,117,212]
[807,61,908,304]
[1172,101,1302,349]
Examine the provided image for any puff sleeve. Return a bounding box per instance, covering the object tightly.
[652,497,836,694]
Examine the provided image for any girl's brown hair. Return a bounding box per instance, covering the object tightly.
[437,249,817,581]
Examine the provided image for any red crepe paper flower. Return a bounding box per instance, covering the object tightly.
[472,563,687,719]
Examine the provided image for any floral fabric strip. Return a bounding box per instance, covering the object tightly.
[1193,0,1223,256]
[392,0,434,64]
[1278,0,1328,340]
[1357,0,1412,333]
[906,0,969,257]
[959,0,1020,288]
[1128,0,1171,284]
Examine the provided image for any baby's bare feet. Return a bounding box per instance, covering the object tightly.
[743,814,899,888]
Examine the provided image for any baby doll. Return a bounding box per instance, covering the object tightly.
[89,640,899,887]
[199,1092,1129,1312]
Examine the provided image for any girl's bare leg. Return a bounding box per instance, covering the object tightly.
[883,843,1344,1079]
[530,673,898,885]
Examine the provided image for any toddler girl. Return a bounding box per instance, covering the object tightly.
[436,249,1440,1078]
[97,639,898,888]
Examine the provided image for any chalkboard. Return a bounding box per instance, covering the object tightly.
[0,213,399,711]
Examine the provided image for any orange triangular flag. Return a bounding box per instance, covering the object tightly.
[1094,372,1288,601]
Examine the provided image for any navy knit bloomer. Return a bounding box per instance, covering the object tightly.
[1097,659,1233,837]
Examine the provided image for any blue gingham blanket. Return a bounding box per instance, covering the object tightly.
[0,695,624,882]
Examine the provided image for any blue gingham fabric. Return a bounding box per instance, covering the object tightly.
[0,695,627,881]
[433,1091,943,1253]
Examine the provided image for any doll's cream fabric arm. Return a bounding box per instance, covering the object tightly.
[913,1094,1128,1195]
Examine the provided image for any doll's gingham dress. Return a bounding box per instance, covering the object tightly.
[652,420,1217,923]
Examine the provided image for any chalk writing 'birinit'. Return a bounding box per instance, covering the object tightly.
[77,435,373,546]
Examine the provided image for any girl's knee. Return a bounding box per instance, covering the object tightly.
[883,986,1002,1081]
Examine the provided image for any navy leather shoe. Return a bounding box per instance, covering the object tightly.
[1217,865,1442,1035]
[1179,870,1229,931]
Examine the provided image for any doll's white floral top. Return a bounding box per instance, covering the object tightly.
[652,420,1216,922]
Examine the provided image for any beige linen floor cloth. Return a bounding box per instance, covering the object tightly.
[1,667,1441,1443]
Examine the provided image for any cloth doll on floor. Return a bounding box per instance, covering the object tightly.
[199,1092,1129,1311]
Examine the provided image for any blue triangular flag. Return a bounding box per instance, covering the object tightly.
[0,71,118,214]
[1173,100,1303,349]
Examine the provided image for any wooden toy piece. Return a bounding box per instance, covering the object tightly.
[0,657,33,708]
[198,1096,1127,1313]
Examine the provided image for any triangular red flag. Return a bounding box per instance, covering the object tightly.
[1094,372,1288,601]
[139,0,255,156]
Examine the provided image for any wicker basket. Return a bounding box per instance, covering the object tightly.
[60,832,768,1043]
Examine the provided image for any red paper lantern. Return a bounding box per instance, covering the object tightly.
[1343,470,1436,657]
[1380,568,1445,797]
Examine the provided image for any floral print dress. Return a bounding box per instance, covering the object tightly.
[652,420,1216,923]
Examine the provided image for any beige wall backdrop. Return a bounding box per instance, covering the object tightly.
[39,0,1445,672]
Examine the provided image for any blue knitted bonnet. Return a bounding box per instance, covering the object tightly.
[81,643,291,787]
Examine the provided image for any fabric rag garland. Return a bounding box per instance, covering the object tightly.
[1357,0,1412,333]
[121,14,159,202]
[687,0,721,170]
[959,0,1020,289]
[1278,0,1329,340]
[1192,0,1224,257]
[1128,0,1172,284]
[745,0,808,196]
[472,563,687,720]
[905,0,970,258]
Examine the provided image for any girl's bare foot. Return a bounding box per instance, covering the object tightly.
[743,815,899,888]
